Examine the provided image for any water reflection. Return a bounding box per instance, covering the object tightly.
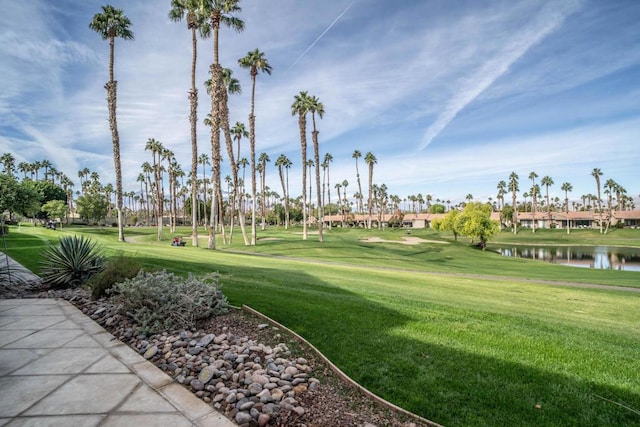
[496,246,640,272]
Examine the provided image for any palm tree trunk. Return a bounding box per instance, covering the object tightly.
[189,27,199,247]
[106,35,125,242]
[249,76,257,245]
[299,115,308,240]
[312,125,323,242]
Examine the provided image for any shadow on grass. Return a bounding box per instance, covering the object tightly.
[125,254,639,426]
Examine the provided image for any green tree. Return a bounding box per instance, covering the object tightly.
[275,154,292,229]
[365,151,377,229]
[591,168,603,233]
[455,202,499,249]
[508,172,519,234]
[41,200,68,228]
[89,5,133,243]
[541,175,554,221]
[169,0,211,247]
[429,203,446,214]
[432,209,460,241]
[258,152,270,230]
[291,91,311,240]
[239,48,271,245]
[352,150,363,213]
[76,193,109,225]
[307,95,324,242]
[205,0,244,250]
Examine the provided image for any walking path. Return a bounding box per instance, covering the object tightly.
[0,298,236,427]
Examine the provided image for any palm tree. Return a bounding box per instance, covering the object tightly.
[17,161,29,179]
[258,152,270,230]
[169,0,211,247]
[306,159,314,218]
[89,5,133,243]
[231,122,248,165]
[541,175,554,223]
[145,138,164,240]
[352,150,363,214]
[291,91,311,239]
[591,168,603,233]
[239,48,271,244]
[465,194,473,203]
[364,152,377,229]
[335,182,343,227]
[508,172,519,234]
[561,182,572,213]
[323,152,333,223]
[40,160,52,181]
[205,0,244,250]
[275,154,292,229]
[307,95,325,242]
[197,153,210,227]
[528,171,538,233]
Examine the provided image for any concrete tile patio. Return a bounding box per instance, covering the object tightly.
[0,298,235,427]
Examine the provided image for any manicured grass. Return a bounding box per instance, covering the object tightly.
[4,224,640,426]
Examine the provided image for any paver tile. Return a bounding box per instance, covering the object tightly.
[1,316,66,330]
[24,374,140,416]
[0,375,69,417]
[6,415,105,426]
[0,349,43,375]
[5,329,83,348]
[0,329,36,347]
[118,384,177,412]
[12,347,107,375]
[85,354,131,374]
[103,413,192,427]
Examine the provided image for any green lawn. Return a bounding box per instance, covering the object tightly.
[3,224,640,426]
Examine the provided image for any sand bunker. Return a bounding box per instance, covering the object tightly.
[360,236,448,245]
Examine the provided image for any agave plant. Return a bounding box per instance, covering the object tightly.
[40,235,105,288]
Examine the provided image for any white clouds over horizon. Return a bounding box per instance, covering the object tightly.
[1,0,639,204]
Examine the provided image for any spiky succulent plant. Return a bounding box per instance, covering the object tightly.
[40,235,105,288]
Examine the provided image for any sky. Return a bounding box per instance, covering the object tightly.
[1,0,639,207]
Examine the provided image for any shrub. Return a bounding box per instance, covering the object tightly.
[111,270,228,333]
[40,235,105,288]
[86,253,144,300]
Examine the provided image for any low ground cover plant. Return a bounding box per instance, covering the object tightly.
[111,270,228,333]
[86,253,144,299]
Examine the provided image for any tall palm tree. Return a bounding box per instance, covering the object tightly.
[198,153,210,227]
[323,152,333,223]
[239,48,271,245]
[231,122,248,165]
[508,172,519,234]
[561,182,572,213]
[591,168,603,233]
[307,95,324,242]
[291,91,311,240]
[352,150,363,214]
[40,160,52,181]
[145,138,164,240]
[258,152,270,230]
[89,5,133,243]
[528,171,538,233]
[306,159,314,219]
[216,69,243,244]
[204,0,244,250]
[541,175,554,222]
[364,152,377,229]
[169,0,211,247]
[335,182,343,227]
[275,154,292,229]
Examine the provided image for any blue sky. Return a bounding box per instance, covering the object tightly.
[1,0,639,206]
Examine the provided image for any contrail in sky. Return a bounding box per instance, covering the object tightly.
[418,1,581,151]
[287,2,353,72]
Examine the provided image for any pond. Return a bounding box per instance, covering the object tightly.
[492,245,640,272]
